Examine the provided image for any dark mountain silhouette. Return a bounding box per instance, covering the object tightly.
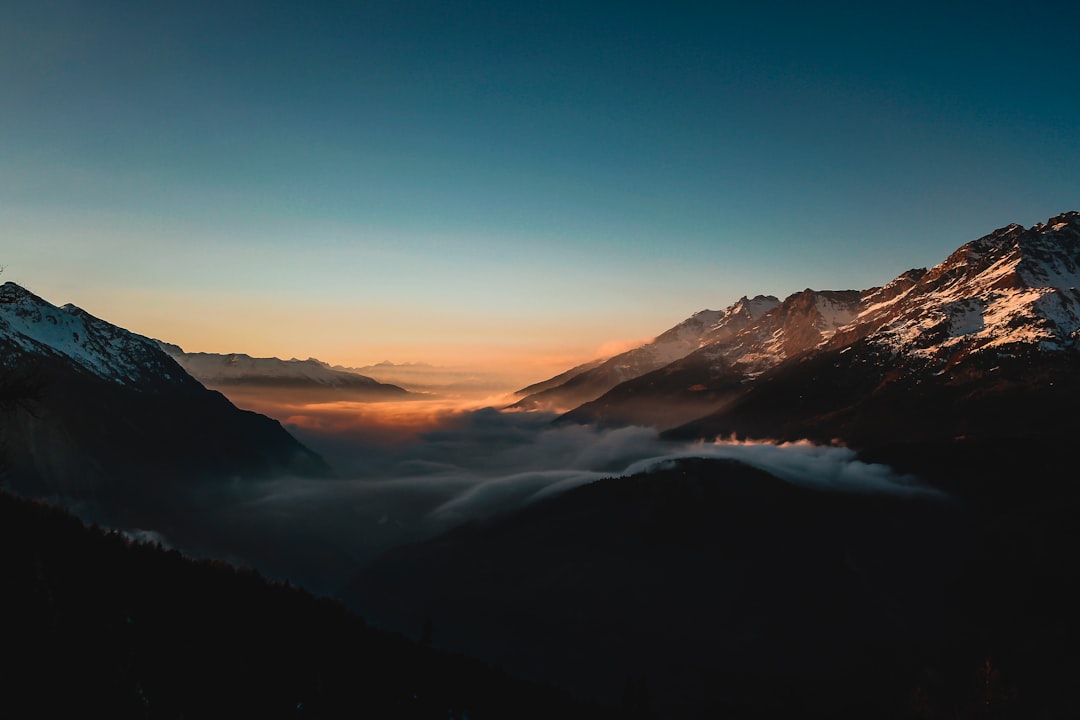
[347,456,1080,718]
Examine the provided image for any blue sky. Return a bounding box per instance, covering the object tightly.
[3,0,1078,377]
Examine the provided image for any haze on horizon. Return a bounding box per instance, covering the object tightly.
[3,0,1078,377]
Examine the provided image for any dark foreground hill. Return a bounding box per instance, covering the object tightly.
[347,457,1080,719]
[0,489,605,719]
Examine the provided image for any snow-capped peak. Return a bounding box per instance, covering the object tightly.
[845,212,1080,363]
[647,295,775,359]
[0,282,192,387]
[693,288,862,373]
[727,294,782,321]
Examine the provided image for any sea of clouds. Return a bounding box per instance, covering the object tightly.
[119,403,940,594]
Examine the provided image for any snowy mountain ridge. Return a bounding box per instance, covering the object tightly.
[829,211,1080,365]
[511,294,779,411]
[158,344,410,396]
[692,289,865,375]
[553,211,1080,431]
[627,212,1077,382]
[158,344,399,390]
[0,282,194,389]
[634,293,781,368]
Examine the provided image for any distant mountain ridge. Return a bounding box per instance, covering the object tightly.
[158,343,408,396]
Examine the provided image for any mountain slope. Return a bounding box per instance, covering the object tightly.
[0,282,329,522]
[513,358,605,397]
[561,289,865,427]
[512,295,778,412]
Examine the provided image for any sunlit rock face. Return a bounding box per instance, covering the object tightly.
[511,294,780,412]
[829,211,1080,367]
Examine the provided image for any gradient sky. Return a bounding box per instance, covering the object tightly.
[3,0,1078,381]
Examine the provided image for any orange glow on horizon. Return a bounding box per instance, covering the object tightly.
[76,287,616,370]
[215,385,525,444]
[282,394,519,431]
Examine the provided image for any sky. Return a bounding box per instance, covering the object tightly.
[3,0,1078,384]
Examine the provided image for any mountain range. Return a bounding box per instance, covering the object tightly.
[5,212,1075,517]
[511,294,781,412]
[158,343,409,398]
[519,211,1080,490]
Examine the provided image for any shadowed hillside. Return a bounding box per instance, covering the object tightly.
[0,490,607,719]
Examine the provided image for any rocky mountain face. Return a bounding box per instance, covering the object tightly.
[158,343,408,397]
[827,212,1080,363]
[0,283,329,524]
[512,294,779,412]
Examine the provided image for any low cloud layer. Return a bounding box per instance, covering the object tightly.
[635,438,939,497]
[81,400,942,595]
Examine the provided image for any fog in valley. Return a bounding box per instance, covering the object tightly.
[110,393,940,596]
